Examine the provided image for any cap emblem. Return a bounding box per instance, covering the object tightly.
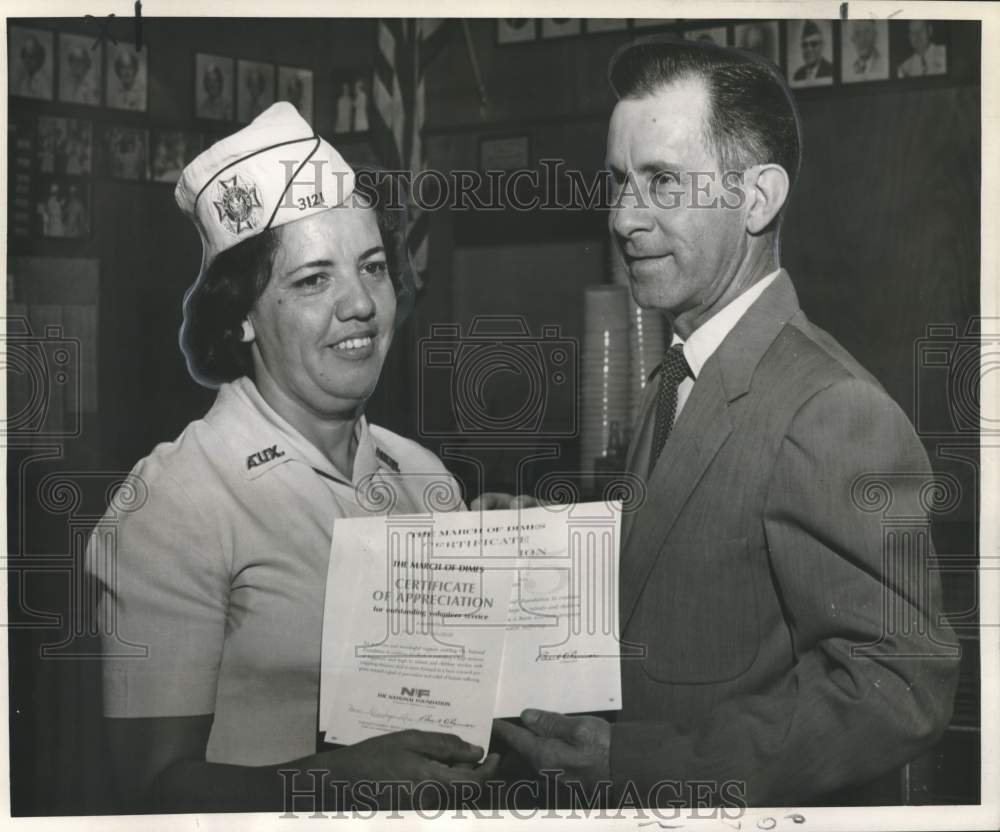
[214,174,264,235]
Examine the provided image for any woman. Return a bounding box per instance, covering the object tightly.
[88,103,495,812]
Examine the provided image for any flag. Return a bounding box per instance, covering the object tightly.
[372,18,454,290]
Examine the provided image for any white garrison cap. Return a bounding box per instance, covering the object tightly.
[175,102,355,275]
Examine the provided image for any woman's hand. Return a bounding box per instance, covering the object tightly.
[471,493,541,511]
[311,729,500,810]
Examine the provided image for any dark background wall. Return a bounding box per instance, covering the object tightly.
[6,16,982,813]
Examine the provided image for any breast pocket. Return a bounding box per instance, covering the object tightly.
[632,537,760,685]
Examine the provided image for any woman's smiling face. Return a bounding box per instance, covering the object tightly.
[247,202,397,418]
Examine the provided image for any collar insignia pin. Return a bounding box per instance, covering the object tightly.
[375,448,400,473]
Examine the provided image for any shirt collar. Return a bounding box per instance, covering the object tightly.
[207,377,380,484]
[670,270,781,379]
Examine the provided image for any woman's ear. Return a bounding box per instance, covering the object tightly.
[745,164,790,235]
[240,318,255,343]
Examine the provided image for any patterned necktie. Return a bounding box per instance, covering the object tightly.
[648,344,691,475]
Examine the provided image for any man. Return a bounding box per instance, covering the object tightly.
[845,20,887,82]
[793,20,834,84]
[897,20,947,77]
[495,36,959,807]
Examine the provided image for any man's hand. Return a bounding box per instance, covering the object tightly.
[470,493,541,511]
[493,710,611,789]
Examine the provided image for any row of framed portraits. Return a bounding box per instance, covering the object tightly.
[497,18,681,43]
[498,18,951,87]
[11,114,212,242]
[29,115,211,184]
[8,25,315,123]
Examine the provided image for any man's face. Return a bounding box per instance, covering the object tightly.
[909,21,931,53]
[801,30,824,67]
[851,22,876,57]
[606,78,749,316]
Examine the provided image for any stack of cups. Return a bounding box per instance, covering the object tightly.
[581,285,631,490]
[628,296,668,428]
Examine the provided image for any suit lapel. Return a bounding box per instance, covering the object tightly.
[619,357,732,630]
[618,271,802,630]
[621,381,657,543]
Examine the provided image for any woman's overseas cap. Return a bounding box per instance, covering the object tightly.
[175,102,355,274]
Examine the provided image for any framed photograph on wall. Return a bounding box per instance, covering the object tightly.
[785,19,835,88]
[684,26,729,47]
[734,21,780,65]
[106,42,148,111]
[497,19,536,45]
[332,70,370,134]
[892,19,949,78]
[841,19,890,83]
[9,26,54,100]
[102,124,148,181]
[278,66,314,122]
[37,117,93,176]
[541,19,582,39]
[149,130,203,183]
[35,178,90,239]
[195,53,235,121]
[58,32,102,105]
[237,59,276,123]
[479,134,531,171]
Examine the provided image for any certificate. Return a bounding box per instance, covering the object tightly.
[319,502,623,752]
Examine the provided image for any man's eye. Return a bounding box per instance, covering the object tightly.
[361,261,388,278]
[653,170,679,187]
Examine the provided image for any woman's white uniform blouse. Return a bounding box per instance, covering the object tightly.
[87,377,463,765]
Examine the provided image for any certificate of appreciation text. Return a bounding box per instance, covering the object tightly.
[320,502,623,753]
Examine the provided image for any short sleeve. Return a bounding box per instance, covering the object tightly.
[86,462,230,718]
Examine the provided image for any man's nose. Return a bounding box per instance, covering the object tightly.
[335,273,376,320]
[611,195,653,240]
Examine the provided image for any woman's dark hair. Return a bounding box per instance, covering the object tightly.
[180,169,414,388]
[608,34,802,201]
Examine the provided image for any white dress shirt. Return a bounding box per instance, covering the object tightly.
[671,269,780,422]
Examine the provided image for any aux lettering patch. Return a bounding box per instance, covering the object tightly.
[247,444,286,470]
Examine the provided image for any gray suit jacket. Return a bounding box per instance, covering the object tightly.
[612,271,960,805]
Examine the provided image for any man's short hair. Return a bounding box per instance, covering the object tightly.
[608,35,802,197]
[801,20,822,40]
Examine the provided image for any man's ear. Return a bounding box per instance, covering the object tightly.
[745,164,790,235]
